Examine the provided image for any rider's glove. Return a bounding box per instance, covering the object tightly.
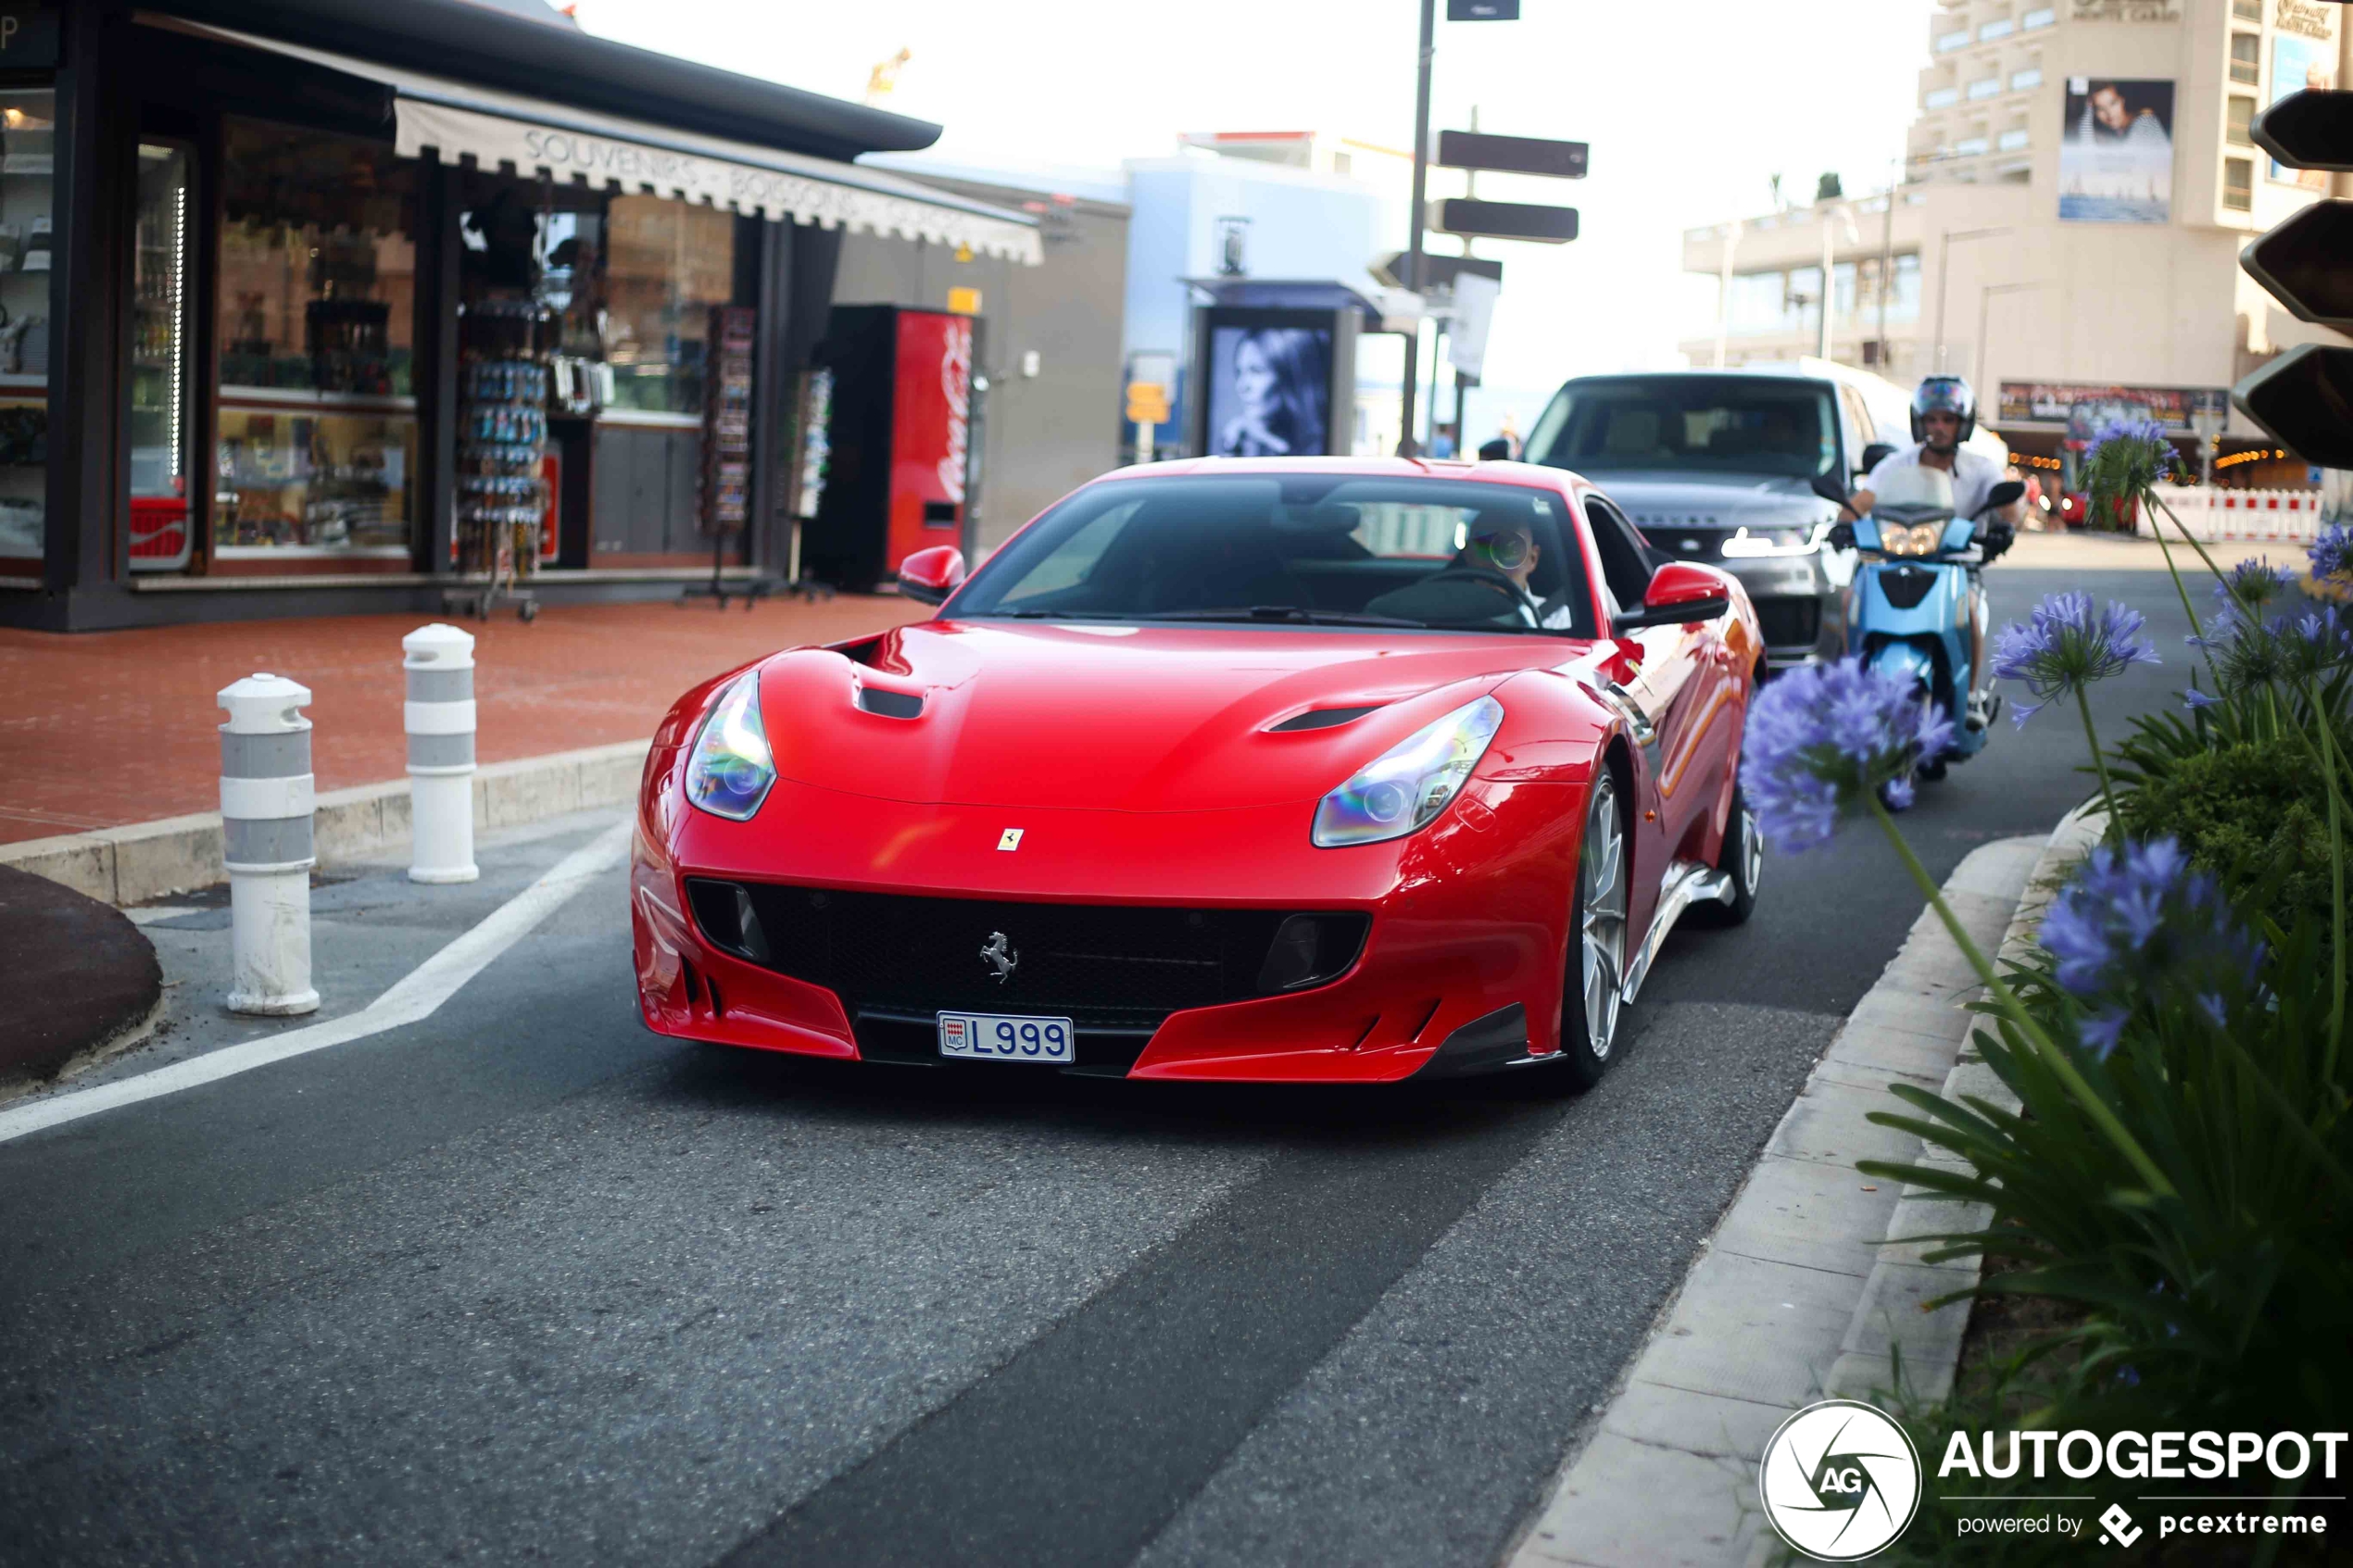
[1982,521,2015,562]
[1828,521,1856,552]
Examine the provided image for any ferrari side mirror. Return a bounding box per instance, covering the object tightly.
[897,546,967,606]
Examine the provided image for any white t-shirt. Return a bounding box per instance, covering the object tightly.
[1867,443,2007,525]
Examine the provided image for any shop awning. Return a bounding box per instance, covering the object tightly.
[149,18,1045,266]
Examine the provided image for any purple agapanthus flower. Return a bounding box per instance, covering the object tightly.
[2083,417,2171,466]
[2180,686,2221,712]
[1742,658,1954,851]
[2213,558,2297,614]
[1991,591,2159,727]
[2039,836,2264,1059]
[2310,523,2353,583]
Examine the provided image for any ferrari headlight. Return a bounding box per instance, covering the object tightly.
[1879,521,1944,558]
[684,674,776,822]
[1312,696,1504,848]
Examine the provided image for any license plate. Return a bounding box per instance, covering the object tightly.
[937,1011,1076,1063]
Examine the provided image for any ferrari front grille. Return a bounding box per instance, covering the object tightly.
[686,881,1369,1031]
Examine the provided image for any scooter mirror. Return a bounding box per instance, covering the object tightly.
[1808,473,1851,508]
[1987,480,2026,509]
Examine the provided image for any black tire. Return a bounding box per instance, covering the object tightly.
[1690,774,1761,928]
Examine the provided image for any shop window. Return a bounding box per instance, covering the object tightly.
[601,194,736,415]
[2230,33,2261,87]
[213,119,419,559]
[2227,95,2257,147]
[2223,157,2254,211]
[132,143,195,571]
[0,92,55,570]
[2233,0,2262,17]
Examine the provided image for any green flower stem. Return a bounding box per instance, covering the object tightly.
[1866,794,2178,1199]
[2073,687,2121,840]
[2309,680,2347,1078]
[2145,493,2213,681]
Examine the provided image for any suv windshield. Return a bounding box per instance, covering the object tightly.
[950,475,1596,637]
[1525,376,1841,482]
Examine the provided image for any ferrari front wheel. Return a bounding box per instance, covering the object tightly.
[1554,771,1629,1091]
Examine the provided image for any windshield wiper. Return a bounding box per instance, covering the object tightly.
[1138,606,1428,628]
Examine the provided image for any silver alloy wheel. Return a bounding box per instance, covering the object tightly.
[1579,775,1629,1060]
[1741,791,1764,896]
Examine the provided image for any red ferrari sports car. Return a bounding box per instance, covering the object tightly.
[632,458,1764,1087]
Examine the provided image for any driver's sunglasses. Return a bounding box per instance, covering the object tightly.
[1471,532,1534,570]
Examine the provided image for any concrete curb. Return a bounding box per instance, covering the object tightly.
[1506,810,2103,1568]
[0,740,649,907]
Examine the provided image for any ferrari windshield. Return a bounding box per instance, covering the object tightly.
[950,475,1597,637]
[1524,376,1840,482]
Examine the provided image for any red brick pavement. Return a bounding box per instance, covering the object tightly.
[0,596,927,846]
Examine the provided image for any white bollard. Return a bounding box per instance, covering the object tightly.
[219,673,321,1016]
[404,623,480,884]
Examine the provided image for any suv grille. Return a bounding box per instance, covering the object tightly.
[686,881,1368,1057]
[1755,596,1822,650]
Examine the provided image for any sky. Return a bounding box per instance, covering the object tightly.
[574,0,1941,428]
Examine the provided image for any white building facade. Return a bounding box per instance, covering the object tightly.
[1683,0,2350,488]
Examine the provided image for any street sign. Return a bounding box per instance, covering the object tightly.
[1446,0,1519,17]
[2233,87,2353,467]
[2234,346,2353,470]
[1125,383,1171,426]
[1371,251,1504,292]
[1434,198,1579,245]
[2242,203,2353,333]
[1437,130,1588,181]
[2253,89,2353,174]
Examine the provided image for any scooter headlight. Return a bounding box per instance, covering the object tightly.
[1879,521,1945,558]
[1313,696,1504,848]
[684,674,776,822]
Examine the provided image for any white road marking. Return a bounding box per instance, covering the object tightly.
[0,820,634,1147]
[123,906,207,926]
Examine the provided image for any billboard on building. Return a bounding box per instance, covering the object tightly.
[1997,381,2228,440]
[2059,78,2175,223]
[1201,315,1334,458]
[2270,31,2339,189]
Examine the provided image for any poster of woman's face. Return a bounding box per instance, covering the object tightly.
[1206,325,1331,458]
[2059,78,2176,224]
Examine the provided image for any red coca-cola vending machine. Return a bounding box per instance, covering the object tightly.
[801,306,978,592]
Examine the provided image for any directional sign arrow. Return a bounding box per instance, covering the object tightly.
[2254,89,2353,174]
[2233,345,2353,470]
[2242,202,2353,333]
[1371,251,1505,292]
[1434,198,1579,245]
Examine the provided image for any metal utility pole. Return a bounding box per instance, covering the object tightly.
[1874,158,1898,369]
[1932,226,2013,371]
[1398,0,1436,457]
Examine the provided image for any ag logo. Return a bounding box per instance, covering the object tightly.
[1758,1399,1922,1561]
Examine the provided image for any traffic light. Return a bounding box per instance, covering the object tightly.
[2234,86,2353,468]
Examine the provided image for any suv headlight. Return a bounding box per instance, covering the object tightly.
[684,674,776,822]
[1312,696,1504,848]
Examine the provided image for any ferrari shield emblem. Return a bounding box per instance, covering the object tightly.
[997,827,1024,851]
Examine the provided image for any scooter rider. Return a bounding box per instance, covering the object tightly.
[1840,375,2022,730]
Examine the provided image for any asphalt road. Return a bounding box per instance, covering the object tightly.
[0,563,2191,1568]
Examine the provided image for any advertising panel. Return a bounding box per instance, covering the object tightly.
[2059,78,2176,223]
[1997,381,2228,438]
[1201,314,1334,458]
[2270,31,2339,189]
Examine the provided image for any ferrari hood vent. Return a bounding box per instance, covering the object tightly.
[856,686,925,719]
[1267,704,1385,733]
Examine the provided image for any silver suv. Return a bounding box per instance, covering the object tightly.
[1523,370,1894,670]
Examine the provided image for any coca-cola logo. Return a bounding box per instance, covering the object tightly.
[939,320,972,505]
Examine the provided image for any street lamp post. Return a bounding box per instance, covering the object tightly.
[1932,225,2014,372]
[1397,0,1437,456]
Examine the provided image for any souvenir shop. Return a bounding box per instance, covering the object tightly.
[2,0,1038,630]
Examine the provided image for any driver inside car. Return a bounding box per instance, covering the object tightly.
[1365,520,1576,630]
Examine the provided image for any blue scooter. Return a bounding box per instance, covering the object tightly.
[1810,468,2024,781]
